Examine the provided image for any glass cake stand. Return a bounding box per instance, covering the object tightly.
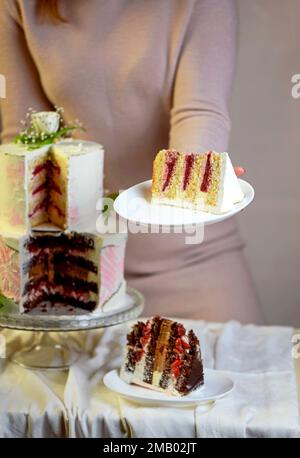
[0,287,144,370]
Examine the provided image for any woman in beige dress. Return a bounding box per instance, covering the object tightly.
[0,0,264,323]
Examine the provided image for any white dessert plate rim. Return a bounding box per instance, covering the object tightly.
[114,179,254,227]
[103,368,234,406]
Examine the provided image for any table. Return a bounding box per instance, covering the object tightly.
[0,320,299,438]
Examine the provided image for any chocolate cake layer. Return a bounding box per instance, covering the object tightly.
[175,330,204,394]
[126,321,146,374]
[23,276,48,295]
[23,252,49,275]
[143,316,162,384]
[23,293,97,312]
[53,251,98,274]
[54,272,99,294]
[25,233,95,252]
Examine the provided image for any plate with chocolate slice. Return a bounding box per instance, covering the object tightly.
[103,368,234,407]
[103,316,234,407]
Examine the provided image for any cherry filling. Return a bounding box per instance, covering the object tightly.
[30,158,63,222]
[50,204,66,218]
[32,163,47,176]
[170,332,190,378]
[28,199,47,218]
[200,151,213,192]
[51,181,63,195]
[162,151,179,192]
[183,154,195,191]
[127,320,151,364]
[127,322,147,370]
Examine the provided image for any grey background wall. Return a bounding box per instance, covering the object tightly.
[231,0,300,326]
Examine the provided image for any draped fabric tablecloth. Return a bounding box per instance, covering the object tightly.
[0,320,299,438]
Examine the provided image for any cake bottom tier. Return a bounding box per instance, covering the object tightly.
[0,231,127,314]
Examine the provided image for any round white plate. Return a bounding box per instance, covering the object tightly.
[103,368,234,407]
[114,179,254,226]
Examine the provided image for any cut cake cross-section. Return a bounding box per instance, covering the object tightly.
[152,149,244,214]
[120,316,204,396]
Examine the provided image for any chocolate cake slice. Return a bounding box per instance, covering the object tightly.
[120,316,204,396]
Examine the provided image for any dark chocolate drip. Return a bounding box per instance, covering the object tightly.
[175,330,204,395]
[185,352,204,393]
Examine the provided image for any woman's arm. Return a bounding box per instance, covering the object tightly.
[170,0,237,153]
[0,0,53,143]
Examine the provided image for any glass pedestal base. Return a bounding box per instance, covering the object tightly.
[11,332,79,370]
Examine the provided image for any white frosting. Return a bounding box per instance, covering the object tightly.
[52,140,104,232]
[216,152,244,213]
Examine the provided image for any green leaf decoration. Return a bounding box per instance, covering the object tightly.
[14,125,85,150]
[0,294,15,311]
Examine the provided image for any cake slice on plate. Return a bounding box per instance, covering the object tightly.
[152,149,244,214]
[120,316,204,396]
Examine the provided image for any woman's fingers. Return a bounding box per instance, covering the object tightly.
[234,166,246,177]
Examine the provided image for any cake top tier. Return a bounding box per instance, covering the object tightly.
[0,139,104,157]
[0,110,104,237]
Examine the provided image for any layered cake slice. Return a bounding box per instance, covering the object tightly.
[152,150,244,214]
[120,316,204,396]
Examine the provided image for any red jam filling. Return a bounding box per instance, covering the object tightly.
[162,151,178,192]
[200,151,212,192]
[32,163,47,176]
[32,182,47,195]
[28,199,47,218]
[183,154,195,191]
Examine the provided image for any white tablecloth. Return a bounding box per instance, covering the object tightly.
[0,320,299,438]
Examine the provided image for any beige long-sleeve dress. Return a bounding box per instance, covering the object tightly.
[0,0,264,323]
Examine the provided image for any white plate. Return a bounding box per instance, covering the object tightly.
[114,179,254,227]
[103,368,234,407]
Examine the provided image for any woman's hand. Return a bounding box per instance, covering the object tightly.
[234,167,246,177]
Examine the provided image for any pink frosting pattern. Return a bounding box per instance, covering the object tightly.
[100,244,125,306]
[0,238,20,301]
